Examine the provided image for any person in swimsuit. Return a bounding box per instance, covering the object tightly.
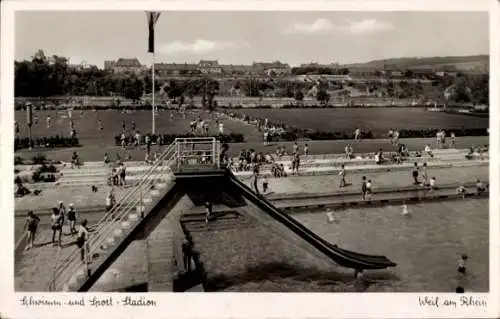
[456,184,467,198]
[361,176,368,201]
[412,163,420,185]
[77,219,90,263]
[457,254,468,274]
[429,177,436,192]
[339,164,347,188]
[262,177,269,194]
[252,166,260,195]
[292,142,299,156]
[476,179,486,194]
[67,203,78,236]
[421,163,429,186]
[23,211,40,250]
[366,179,373,199]
[204,201,213,224]
[51,207,64,246]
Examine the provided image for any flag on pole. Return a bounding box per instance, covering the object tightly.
[146,11,161,53]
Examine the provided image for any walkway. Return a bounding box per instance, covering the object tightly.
[15,136,488,162]
[15,165,488,215]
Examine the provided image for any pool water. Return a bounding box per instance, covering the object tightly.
[190,199,488,292]
[294,199,489,292]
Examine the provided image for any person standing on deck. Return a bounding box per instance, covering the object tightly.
[67,204,78,236]
[388,128,394,143]
[50,207,64,247]
[182,238,193,272]
[345,144,354,159]
[294,153,301,175]
[421,163,429,186]
[354,128,361,142]
[476,179,486,194]
[23,211,40,250]
[366,179,373,199]
[304,144,309,162]
[339,164,347,188]
[106,188,116,212]
[58,201,67,220]
[252,166,260,195]
[449,132,456,148]
[204,201,213,224]
[76,219,90,263]
[393,128,400,146]
[429,177,437,192]
[361,176,368,201]
[292,142,299,156]
[219,122,224,135]
[412,163,420,185]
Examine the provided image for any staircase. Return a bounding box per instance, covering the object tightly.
[46,137,221,292]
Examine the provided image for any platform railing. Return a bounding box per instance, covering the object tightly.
[174,137,220,170]
[47,137,221,291]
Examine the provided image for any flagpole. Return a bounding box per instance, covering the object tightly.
[152,52,156,135]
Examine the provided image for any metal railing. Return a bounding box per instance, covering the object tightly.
[174,137,220,170]
[47,137,221,291]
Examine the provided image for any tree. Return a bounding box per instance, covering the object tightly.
[316,90,330,104]
[294,90,304,101]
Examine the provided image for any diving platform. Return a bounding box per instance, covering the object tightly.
[15,137,396,292]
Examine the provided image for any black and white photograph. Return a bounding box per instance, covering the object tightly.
[1,0,499,318]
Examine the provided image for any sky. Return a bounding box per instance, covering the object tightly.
[15,11,489,68]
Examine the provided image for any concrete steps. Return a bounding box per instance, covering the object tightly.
[181,212,255,232]
[25,158,487,189]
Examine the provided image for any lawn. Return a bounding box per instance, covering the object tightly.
[187,199,488,292]
[13,108,489,162]
[228,108,489,133]
[14,109,261,146]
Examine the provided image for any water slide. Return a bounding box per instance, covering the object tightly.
[228,173,397,270]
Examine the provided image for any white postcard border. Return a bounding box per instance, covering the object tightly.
[1,1,499,318]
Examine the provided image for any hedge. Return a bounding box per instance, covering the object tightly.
[114,132,245,146]
[14,162,59,184]
[15,104,199,111]
[15,136,80,151]
[271,128,487,141]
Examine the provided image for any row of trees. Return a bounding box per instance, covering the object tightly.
[15,50,489,105]
[15,50,162,99]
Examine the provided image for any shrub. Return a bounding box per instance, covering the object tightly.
[31,155,47,165]
[39,164,58,173]
[30,164,59,183]
[14,156,24,165]
[31,171,41,182]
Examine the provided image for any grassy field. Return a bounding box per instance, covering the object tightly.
[13,108,489,162]
[188,199,488,292]
[14,109,261,146]
[228,108,489,133]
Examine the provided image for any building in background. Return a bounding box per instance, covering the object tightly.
[252,61,291,76]
[155,63,199,77]
[104,58,146,75]
[198,60,223,74]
